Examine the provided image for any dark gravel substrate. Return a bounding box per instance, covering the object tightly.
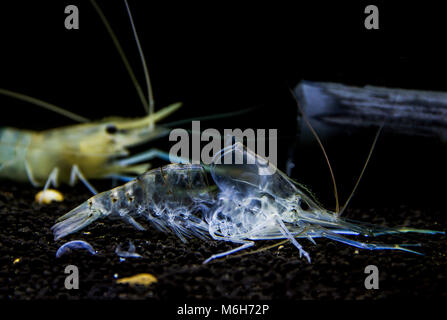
[0,180,445,300]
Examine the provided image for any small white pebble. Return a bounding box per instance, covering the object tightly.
[35,189,64,204]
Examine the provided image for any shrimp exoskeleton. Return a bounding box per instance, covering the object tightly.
[52,142,444,264]
[204,142,443,263]
[52,164,215,243]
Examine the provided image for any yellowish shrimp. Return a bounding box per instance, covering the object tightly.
[0,0,182,199]
[0,102,181,189]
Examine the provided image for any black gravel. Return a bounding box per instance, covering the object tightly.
[1,180,445,300]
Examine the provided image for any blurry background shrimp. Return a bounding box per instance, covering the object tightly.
[0,1,262,202]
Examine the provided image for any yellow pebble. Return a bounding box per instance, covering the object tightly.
[116,273,158,286]
[13,258,20,264]
[35,189,64,204]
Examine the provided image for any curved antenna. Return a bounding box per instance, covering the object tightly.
[0,88,89,123]
[338,124,383,217]
[124,0,155,128]
[289,87,340,213]
[162,105,258,127]
[89,0,150,114]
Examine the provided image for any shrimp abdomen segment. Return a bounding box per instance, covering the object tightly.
[52,164,215,241]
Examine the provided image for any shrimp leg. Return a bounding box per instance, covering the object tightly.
[35,166,97,203]
[35,167,60,204]
[275,216,311,262]
[117,148,190,167]
[203,240,255,264]
[69,164,98,195]
[24,160,40,187]
[107,149,191,183]
[43,167,59,190]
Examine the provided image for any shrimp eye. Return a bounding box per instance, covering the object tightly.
[106,124,118,134]
[298,199,310,211]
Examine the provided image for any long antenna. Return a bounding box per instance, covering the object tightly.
[338,124,383,217]
[338,92,395,217]
[0,88,89,123]
[89,0,150,114]
[123,0,155,129]
[162,106,258,127]
[289,87,340,213]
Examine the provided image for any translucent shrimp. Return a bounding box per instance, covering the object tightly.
[52,142,444,264]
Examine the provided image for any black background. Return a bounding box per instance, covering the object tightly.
[3,0,445,210]
[1,1,446,210]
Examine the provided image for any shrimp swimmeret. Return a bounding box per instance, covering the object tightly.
[51,142,444,263]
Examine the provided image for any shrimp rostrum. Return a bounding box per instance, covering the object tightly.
[52,142,444,263]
